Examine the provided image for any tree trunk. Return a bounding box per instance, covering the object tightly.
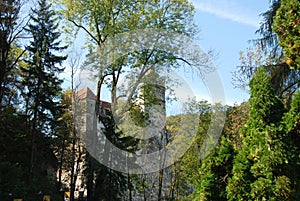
[169,164,176,200]
[29,100,39,177]
[87,153,94,201]
[142,175,147,201]
[158,169,164,201]
[128,173,132,201]
[70,136,76,201]
[58,138,65,190]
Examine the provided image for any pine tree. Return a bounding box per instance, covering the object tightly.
[226,67,293,200]
[21,0,67,175]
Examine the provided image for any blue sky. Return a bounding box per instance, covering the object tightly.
[190,0,270,105]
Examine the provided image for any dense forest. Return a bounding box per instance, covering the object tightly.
[0,0,300,200]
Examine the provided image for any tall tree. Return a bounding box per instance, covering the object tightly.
[56,1,198,200]
[226,67,293,200]
[21,0,67,176]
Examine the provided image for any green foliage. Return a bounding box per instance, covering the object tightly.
[55,1,198,200]
[0,161,26,197]
[0,0,23,104]
[166,100,228,200]
[283,91,300,132]
[224,103,249,148]
[281,91,300,198]
[194,136,236,201]
[0,108,29,197]
[57,0,196,43]
[0,107,31,167]
[194,67,300,201]
[235,0,300,104]
[0,0,68,198]
[273,0,300,69]
[4,1,300,201]
[226,67,294,200]
[248,67,285,126]
[0,107,60,200]
[21,0,67,133]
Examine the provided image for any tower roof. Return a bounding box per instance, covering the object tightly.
[76,87,111,113]
[77,87,96,100]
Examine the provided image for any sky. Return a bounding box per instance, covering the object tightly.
[190,0,270,105]
[62,0,271,107]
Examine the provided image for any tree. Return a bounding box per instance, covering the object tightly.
[233,0,300,104]
[0,161,26,198]
[54,51,86,201]
[56,1,198,200]
[193,136,236,201]
[0,107,30,197]
[273,0,300,70]
[54,90,79,199]
[281,91,300,198]
[0,105,61,200]
[226,67,293,200]
[21,0,67,176]
[193,104,248,201]
[0,0,26,104]
[255,0,281,53]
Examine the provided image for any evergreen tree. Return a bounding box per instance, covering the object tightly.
[226,67,293,200]
[21,0,67,175]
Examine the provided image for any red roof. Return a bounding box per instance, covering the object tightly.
[77,87,96,100]
[76,87,111,112]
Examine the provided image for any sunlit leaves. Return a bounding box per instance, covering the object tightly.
[273,0,300,69]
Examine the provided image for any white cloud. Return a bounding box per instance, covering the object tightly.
[192,0,260,28]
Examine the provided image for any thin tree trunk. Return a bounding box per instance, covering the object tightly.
[158,169,164,201]
[87,153,94,201]
[142,175,147,201]
[158,128,168,201]
[29,101,39,177]
[73,142,83,198]
[169,163,176,200]
[58,139,66,190]
[70,136,76,201]
[128,173,132,201]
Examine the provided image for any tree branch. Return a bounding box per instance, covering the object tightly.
[68,18,99,45]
